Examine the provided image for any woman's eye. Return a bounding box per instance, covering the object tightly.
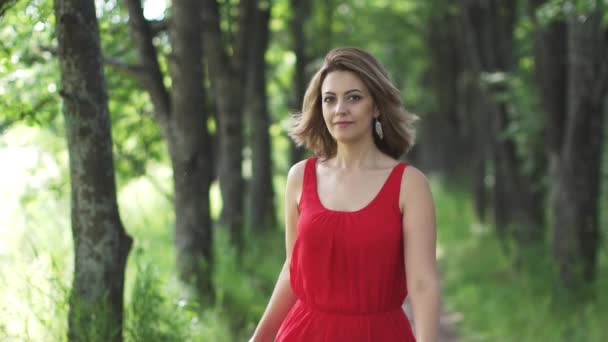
[323,97,334,103]
[348,95,361,101]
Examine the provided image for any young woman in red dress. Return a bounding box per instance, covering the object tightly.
[250,47,440,342]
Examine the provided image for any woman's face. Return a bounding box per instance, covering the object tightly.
[320,70,377,144]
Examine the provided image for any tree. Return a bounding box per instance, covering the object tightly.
[123,0,214,300]
[201,0,255,253]
[246,1,276,232]
[529,0,608,295]
[288,0,312,165]
[460,0,545,251]
[421,1,484,184]
[53,0,132,339]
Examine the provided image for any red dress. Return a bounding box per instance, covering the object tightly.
[276,157,416,341]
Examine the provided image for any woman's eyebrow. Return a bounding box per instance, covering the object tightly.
[322,89,363,95]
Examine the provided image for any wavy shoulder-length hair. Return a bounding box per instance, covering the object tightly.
[289,47,417,159]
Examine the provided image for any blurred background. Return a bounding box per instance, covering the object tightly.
[1,0,607,341]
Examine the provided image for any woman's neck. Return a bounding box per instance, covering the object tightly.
[331,139,382,169]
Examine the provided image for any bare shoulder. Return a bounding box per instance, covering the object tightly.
[286,159,308,205]
[401,164,430,188]
[399,164,433,212]
[286,159,307,187]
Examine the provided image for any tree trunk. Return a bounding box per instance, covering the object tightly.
[556,11,606,290]
[530,0,607,293]
[202,0,255,253]
[422,1,494,222]
[289,0,311,165]
[422,6,476,178]
[124,0,214,299]
[462,0,545,249]
[527,1,568,261]
[168,0,214,300]
[54,0,132,340]
[246,2,275,232]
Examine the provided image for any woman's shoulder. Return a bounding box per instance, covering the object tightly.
[287,159,307,180]
[400,163,429,189]
[285,158,314,206]
[399,163,432,209]
[286,157,315,189]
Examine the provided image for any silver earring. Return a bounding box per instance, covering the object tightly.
[375,118,384,140]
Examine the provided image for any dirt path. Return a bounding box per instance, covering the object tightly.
[438,307,461,342]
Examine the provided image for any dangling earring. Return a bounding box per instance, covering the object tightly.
[375,117,384,140]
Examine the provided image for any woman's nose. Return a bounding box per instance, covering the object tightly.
[335,100,347,115]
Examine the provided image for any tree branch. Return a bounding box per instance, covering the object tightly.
[124,0,171,120]
[201,0,255,93]
[39,45,147,79]
[148,18,169,35]
[38,45,146,80]
[103,55,148,76]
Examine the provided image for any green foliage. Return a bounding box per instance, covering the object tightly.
[0,0,168,186]
[0,0,61,129]
[117,174,236,341]
[266,0,434,131]
[212,227,284,340]
[0,128,279,340]
[0,252,70,341]
[435,181,608,342]
[98,1,169,186]
[480,10,546,186]
[68,293,123,342]
[0,124,71,341]
[118,160,284,341]
[0,0,18,17]
[534,0,608,25]
[308,0,430,111]
[2,0,607,341]
[124,260,193,342]
[3,120,608,340]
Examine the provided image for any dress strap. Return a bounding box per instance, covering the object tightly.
[381,162,408,213]
[298,157,319,211]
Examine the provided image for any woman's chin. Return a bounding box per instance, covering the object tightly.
[332,133,365,145]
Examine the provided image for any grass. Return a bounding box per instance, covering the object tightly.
[0,126,284,341]
[0,162,284,341]
[433,179,608,342]
[2,124,607,341]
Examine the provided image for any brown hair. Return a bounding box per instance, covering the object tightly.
[289,47,417,159]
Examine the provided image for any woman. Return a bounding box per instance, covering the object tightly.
[249,47,440,341]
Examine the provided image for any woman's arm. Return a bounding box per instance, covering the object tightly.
[249,161,305,342]
[400,167,440,342]
[249,261,296,342]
